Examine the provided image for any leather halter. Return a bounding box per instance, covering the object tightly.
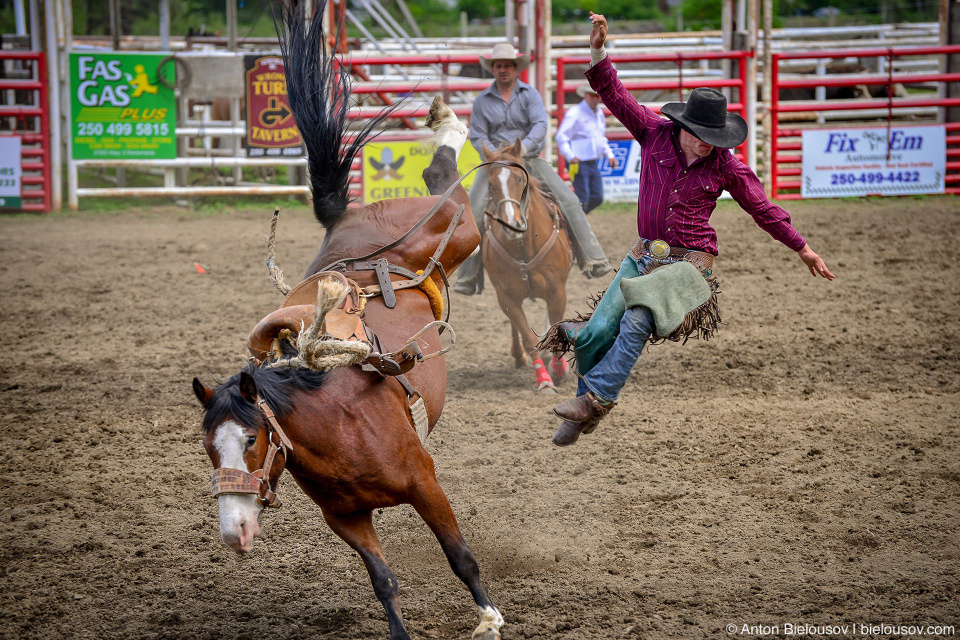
[483,185,570,300]
[210,395,294,510]
[483,160,531,234]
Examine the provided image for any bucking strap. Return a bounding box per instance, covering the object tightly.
[373,258,397,308]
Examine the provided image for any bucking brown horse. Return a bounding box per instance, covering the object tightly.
[481,142,573,392]
[191,3,502,638]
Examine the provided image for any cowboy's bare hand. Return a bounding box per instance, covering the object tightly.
[798,244,835,280]
[589,12,607,49]
[608,157,618,169]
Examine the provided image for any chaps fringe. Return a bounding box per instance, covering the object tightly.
[536,278,722,357]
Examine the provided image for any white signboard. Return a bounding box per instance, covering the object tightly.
[600,139,640,202]
[801,126,945,198]
[0,137,22,209]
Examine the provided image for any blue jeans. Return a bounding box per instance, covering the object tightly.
[573,253,657,403]
[577,305,654,403]
[573,159,604,214]
[572,253,656,373]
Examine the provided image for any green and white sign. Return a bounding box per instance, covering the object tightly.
[70,53,176,159]
[0,136,22,209]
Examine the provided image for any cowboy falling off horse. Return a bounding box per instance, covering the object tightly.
[541,12,835,446]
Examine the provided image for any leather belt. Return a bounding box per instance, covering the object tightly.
[630,238,714,274]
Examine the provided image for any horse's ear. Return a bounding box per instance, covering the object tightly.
[512,138,522,157]
[481,142,493,161]
[238,371,258,403]
[193,378,214,406]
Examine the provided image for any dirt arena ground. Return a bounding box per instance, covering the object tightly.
[1,195,958,640]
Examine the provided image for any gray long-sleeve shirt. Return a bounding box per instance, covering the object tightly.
[469,79,548,158]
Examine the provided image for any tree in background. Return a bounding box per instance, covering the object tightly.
[552,0,662,22]
[39,0,938,39]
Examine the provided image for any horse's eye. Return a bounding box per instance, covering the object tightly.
[246,435,257,448]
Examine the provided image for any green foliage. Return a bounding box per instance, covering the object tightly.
[394,0,460,33]
[552,0,662,22]
[663,0,782,30]
[457,0,504,21]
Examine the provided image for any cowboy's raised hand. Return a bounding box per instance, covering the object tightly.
[589,12,607,49]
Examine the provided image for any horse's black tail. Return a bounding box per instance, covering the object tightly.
[272,0,402,228]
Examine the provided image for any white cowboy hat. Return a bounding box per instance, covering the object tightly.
[479,43,531,73]
[576,84,600,99]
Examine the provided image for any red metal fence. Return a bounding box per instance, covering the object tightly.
[554,50,753,179]
[336,52,535,198]
[0,51,51,212]
[770,45,960,199]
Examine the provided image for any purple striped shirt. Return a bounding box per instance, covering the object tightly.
[585,56,805,256]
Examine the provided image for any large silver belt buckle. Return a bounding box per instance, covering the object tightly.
[649,239,671,260]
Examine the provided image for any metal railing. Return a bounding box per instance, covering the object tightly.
[0,51,51,212]
[770,45,960,199]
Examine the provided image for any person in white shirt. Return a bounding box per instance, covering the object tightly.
[555,85,619,214]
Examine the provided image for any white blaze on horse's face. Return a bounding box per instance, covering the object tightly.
[495,167,523,240]
[212,420,263,554]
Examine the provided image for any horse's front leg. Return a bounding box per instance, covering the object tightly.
[494,287,555,392]
[321,508,410,640]
[509,321,526,368]
[545,285,569,383]
[409,475,503,640]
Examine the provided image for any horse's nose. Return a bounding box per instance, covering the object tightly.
[217,494,262,553]
[221,519,259,553]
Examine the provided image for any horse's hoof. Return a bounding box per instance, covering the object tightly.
[537,381,557,394]
[425,95,453,129]
[549,357,569,382]
[472,607,503,640]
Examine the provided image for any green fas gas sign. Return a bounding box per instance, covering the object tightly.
[70,53,177,159]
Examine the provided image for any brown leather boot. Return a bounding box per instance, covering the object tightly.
[553,391,615,423]
[551,418,599,447]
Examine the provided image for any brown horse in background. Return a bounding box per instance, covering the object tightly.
[481,141,573,392]
[191,3,502,639]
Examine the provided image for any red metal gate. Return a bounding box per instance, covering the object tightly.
[335,52,535,200]
[0,51,51,212]
[770,45,960,199]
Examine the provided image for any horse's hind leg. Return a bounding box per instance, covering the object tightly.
[496,289,555,391]
[410,477,503,640]
[510,322,527,368]
[422,145,461,196]
[321,509,411,640]
[422,96,468,196]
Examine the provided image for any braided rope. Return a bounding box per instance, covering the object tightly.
[265,208,292,296]
[266,276,372,371]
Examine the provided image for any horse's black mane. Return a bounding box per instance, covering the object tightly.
[199,363,328,434]
[272,0,403,229]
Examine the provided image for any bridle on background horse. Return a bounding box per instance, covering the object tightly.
[482,160,570,300]
[483,160,532,233]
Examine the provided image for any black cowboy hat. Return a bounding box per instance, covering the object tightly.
[661,87,748,149]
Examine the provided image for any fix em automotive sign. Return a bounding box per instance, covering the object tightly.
[70,53,176,159]
[801,125,945,198]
